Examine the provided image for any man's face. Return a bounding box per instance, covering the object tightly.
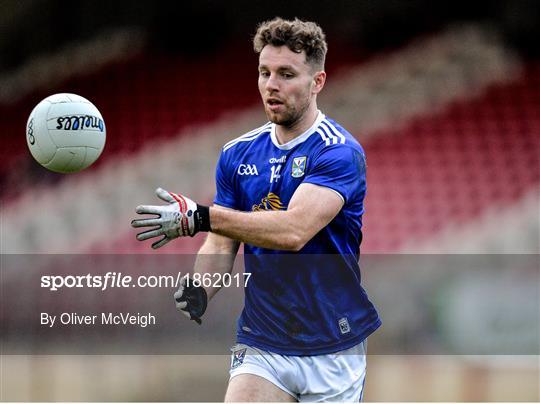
[258,45,322,127]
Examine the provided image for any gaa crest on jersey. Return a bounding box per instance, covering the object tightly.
[291,156,307,178]
[231,347,247,369]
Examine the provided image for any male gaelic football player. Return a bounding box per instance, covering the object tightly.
[132,17,381,402]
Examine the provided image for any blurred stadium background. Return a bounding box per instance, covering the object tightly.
[1,0,539,401]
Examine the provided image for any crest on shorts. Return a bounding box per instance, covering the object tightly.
[231,347,247,369]
[291,156,307,178]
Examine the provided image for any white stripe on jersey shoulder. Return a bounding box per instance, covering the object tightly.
[319,124,338,145]
[223,122,272,151]
[316,128,331,146]
[320,119,346,145]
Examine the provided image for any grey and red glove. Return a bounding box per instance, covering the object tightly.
[131,188,211,249]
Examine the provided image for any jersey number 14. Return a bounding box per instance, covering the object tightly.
[270,164,282,183]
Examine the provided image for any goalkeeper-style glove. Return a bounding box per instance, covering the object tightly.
[174,275,208,325]
[131,188,211,249]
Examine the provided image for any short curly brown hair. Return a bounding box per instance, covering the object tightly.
[253,17,327,70]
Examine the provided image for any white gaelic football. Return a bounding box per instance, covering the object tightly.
[26,93,106,173]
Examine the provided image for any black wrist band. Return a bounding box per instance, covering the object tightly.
[195,204,211,232]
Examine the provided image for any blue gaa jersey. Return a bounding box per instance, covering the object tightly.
[214,111,381,355]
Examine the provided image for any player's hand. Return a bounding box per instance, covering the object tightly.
[131,188,211,249]
[174,275,208,325]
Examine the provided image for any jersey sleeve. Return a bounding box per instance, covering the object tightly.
[303,146,366,204]
[213,150,238,209]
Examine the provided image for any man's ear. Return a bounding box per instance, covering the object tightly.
[312,70,326,94]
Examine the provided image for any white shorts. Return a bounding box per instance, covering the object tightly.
[229,340,367,402]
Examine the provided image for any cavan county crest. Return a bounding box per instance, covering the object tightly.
[231,347,247,369]
[291,156,307,178]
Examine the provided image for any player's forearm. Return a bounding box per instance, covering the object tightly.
[193,255,236,301]
[209,207,307,251]
[193,236,238,300]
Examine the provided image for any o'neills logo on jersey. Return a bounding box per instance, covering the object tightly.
[269,156,286,164]
[237,164,258,176]
[252,192,285,211]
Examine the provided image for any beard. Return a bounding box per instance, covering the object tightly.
[264,97,311,128]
